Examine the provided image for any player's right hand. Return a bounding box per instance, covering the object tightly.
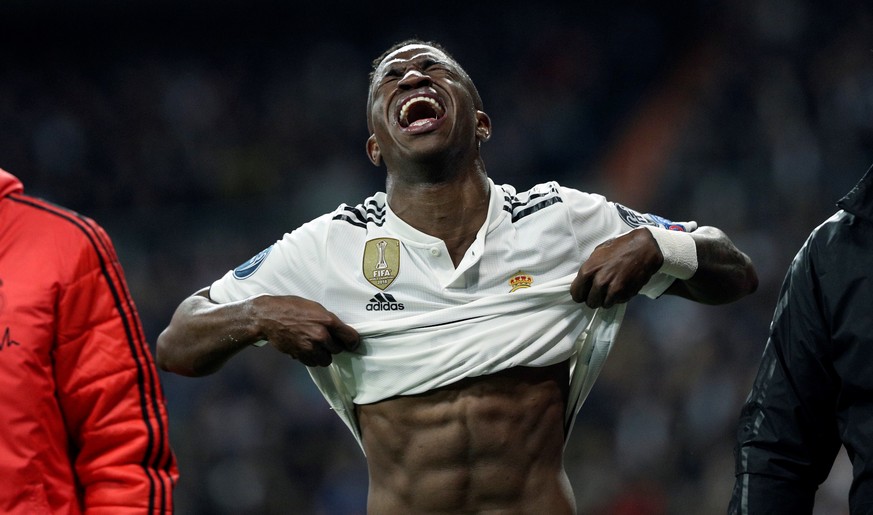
[571,227,662,308]
[250,295,360,367]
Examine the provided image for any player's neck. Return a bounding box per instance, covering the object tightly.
[387,165,490,266]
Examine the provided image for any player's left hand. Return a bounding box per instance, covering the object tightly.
[571,227,662,308]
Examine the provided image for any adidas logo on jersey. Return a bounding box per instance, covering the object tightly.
[366,292,405,311]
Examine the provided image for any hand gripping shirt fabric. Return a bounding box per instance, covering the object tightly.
[308,274,627,450]
[210,178,694,452]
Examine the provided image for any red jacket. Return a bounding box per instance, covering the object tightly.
[0,169,178,514]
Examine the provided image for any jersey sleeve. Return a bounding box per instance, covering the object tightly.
[209,213,332,304]
[558,185,691,298]
[729,235,841,514]
[54,219,177,514]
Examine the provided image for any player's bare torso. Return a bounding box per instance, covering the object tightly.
[356,361,576,514]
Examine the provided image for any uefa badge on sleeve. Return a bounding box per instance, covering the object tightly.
[232,245,273,280]
[363,238,400,290]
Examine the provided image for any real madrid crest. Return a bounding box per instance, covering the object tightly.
[508,271,533,292]
[363,238,400,290]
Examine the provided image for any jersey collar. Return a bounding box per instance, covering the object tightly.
[382,177,506,246]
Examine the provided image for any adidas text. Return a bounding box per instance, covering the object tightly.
[367,293,405,311]
[366,302,405,311]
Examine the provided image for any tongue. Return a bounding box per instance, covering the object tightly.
[409,118,434,128]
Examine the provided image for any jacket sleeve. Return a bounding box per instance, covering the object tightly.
[729,236,841,514]
[54,218,178,514]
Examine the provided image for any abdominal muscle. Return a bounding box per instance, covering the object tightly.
[355,361,575,514]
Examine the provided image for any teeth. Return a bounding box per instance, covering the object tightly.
[399,96,444,126]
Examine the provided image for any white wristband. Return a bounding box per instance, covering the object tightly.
[644,226,698,280]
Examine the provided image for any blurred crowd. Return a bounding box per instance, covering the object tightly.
[2,0,872,513]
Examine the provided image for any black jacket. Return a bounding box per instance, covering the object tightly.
[730,166,873,514]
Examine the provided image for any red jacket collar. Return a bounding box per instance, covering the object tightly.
[0,168,24,198]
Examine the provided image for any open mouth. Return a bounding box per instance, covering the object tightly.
[397,95,446,129]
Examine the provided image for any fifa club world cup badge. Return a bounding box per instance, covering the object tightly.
[363,238,400,290]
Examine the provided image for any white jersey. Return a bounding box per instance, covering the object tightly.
[209,178,693,450]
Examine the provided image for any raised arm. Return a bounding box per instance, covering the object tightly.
[156,288,360,376]
[571,225,757,308]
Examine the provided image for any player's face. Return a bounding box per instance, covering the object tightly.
[367,44,487,169]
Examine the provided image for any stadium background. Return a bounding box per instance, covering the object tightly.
[2,0,871,513]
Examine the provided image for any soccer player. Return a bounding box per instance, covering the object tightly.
[730,165,873,513]
[157,39,757,513]
[0,168,177,513]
